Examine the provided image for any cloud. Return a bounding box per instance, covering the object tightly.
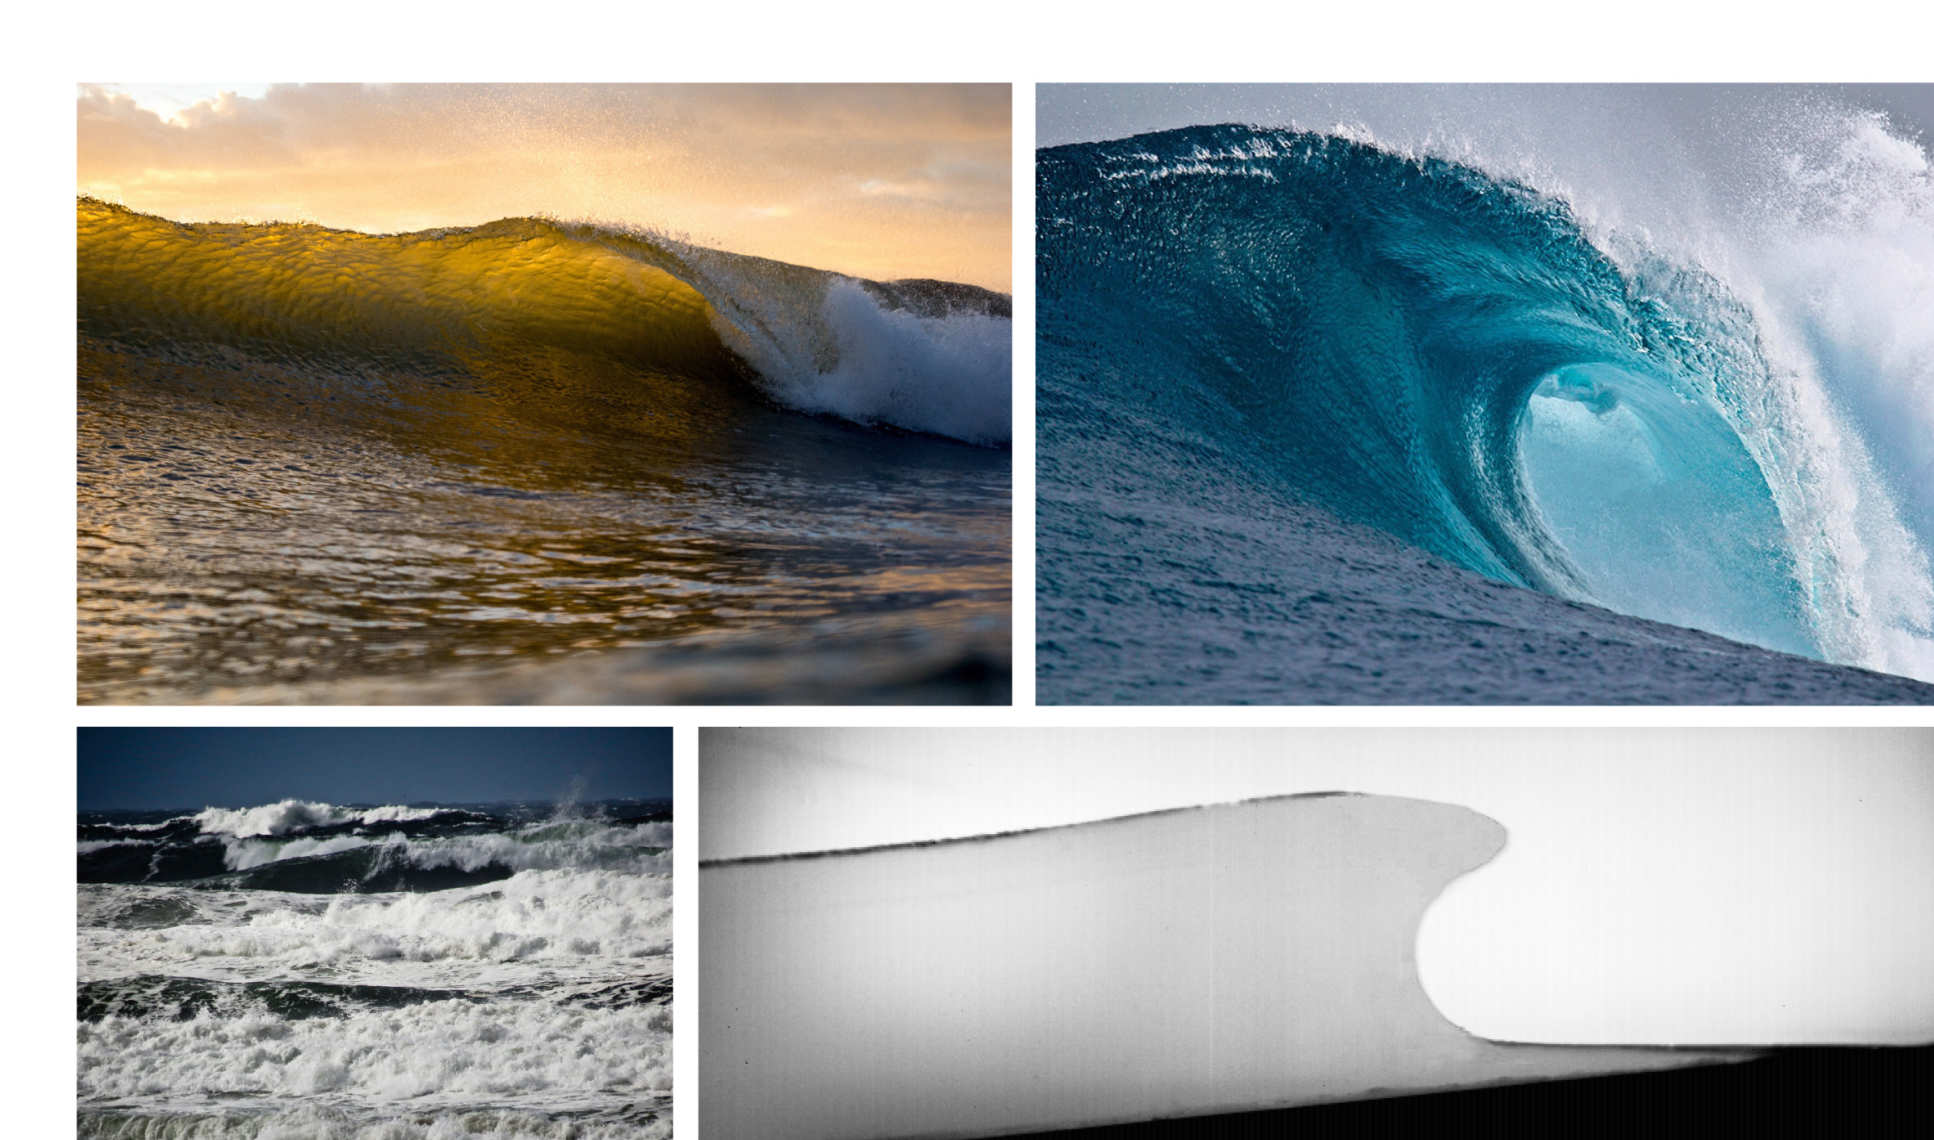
[77,83,1011,290]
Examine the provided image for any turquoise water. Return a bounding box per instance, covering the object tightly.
[1038,124,1934,700]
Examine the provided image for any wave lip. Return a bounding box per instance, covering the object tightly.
[78,197,1011,447]
[1038,120,1934,684]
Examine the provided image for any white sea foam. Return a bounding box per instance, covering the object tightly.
[78,997,670,1118]
[80,868,671,989]
[79,839,155,855]
[215,819,671,874]
[79,803,673,1139]
[221,834,372,870]
[79,1106,667,1140]
[195,800,354,837]
[686,249,1012,446]
[192,800,495,838]
[800,280,1012,447]
[88,819,184,833]
[352,805,451,825]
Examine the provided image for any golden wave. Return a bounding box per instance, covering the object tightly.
[77,197,744,382]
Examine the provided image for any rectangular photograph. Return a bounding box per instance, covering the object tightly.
[1037,83,1934,704]
[701,726,1934,1138]
[77,83,1012,705]
[77,726,674,1138]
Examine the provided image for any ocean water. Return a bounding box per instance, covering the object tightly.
[1038,113,1934,703]
[77,798,672,1139]
[77,200,1011,704]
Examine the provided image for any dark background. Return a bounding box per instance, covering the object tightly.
[77,726,672,809]
[1015,1049,1932,1139]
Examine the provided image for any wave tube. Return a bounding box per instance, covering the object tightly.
[1038,120,1934,679]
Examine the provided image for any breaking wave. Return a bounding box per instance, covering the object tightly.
[77,799,672,1136]
[78,197,1010,446]
[1039,114,1934,680]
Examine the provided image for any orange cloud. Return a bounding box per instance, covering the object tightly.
[77,83,1011,291]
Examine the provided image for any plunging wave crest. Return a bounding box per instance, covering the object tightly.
[1039,118,1934,680]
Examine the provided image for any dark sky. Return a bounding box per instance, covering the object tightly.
[78,727,672,810]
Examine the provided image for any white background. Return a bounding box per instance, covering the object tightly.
[20,4,1934,1130]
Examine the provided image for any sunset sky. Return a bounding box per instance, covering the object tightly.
[77,83,1011,290]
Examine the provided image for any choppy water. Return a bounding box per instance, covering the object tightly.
[77,799,672,1138]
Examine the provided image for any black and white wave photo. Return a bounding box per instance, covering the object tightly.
[700,726,1934,1139]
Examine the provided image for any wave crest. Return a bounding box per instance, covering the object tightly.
[78,197,1010,446]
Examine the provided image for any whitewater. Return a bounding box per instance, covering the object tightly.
[77,800,672,1139]
[1038,88,1934,702]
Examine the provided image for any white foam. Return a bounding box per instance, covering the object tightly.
[89,818,184,833]
[79,812,674,1137]
[216,819,671,875]
[79,839,155,855]
[797,280,1012,446]
[79,997,670,1119]
[685,248,1012,446]
[193,801,480,838]
[354,805,451,825]
[81,868,671,990]
[79,1106,667,1140]
[222,834,371,871]
[195,800,354,837]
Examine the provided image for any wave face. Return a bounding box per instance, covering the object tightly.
[77,800,672,1138]
[1039,119,1934,688]
[77,199,1011,703]
[78,198,1010,446]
